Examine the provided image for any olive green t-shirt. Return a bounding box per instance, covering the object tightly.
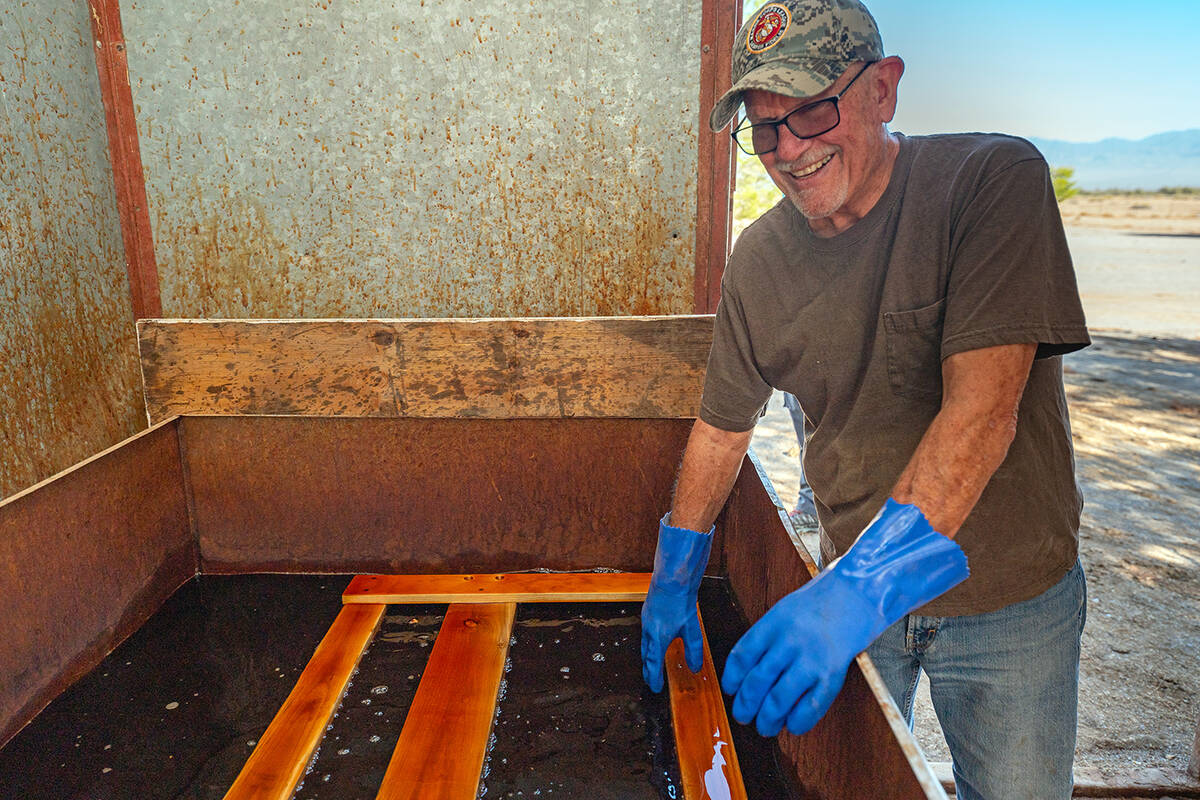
[701,133,1090,616]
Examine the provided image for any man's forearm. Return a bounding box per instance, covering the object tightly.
[669,418,754,533]
[891,343,1036,537]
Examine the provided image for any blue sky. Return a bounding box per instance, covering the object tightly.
[757,1,1200,143]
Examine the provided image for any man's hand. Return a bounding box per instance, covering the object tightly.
[721,499,968,736]
[640,515,713,693]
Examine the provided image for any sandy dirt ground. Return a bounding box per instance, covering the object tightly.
[748,194,1200,791]
[1059,193,1200,236]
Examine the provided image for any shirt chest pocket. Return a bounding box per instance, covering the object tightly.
[882,298,946,401]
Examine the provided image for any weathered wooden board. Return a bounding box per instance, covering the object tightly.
[0,419,193,749]
[343,572,651,604]
[376,603,516,800]
[137,317,714,423]
[223,603,385,800]
[666,614,747,800]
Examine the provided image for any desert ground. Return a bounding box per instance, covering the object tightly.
[1059,192,1200,236]
[749,193,1200,794]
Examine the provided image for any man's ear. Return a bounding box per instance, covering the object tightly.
[872,55,905,124]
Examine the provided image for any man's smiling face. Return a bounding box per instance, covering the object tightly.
[744,58,902,235]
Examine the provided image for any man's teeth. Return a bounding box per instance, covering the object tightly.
[789,154,833,178]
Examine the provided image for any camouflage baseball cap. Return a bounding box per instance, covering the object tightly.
[709,0,884,132]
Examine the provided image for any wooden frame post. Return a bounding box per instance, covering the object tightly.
[88,0,161,320]
[694,0,742,313]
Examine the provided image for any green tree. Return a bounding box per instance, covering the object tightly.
[1051,166,1079,202]
[732,150,783,240]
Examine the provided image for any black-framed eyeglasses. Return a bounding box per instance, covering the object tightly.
[731,61,877,156]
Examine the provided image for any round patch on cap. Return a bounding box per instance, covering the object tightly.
[746,3,791,54]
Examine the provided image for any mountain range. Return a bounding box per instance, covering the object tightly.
[1026,129,1200,190]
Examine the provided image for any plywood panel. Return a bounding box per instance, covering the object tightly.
[224,603,385,800]
[122,0,703,319]
[0,0,144,499]
[723,455,945,800]
[343,572,651,604]
[137,317,713,422]
[180,416,694,575]
[376,603,515,800]
[0,420,193,748]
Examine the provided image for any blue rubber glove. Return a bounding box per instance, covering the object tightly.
[721,498,969,737]
[641,513,714,693]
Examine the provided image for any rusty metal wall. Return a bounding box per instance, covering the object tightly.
[0,2,144,499]
[123,0,702,318]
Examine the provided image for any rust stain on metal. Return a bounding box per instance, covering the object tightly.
[0,2,145,498]
[124,0,703,318]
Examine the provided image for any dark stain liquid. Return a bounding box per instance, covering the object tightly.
[0,576,795,800]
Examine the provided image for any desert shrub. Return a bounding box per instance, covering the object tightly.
[1051,166,1079,202]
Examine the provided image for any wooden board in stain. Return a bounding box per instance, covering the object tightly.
[291,605,446,799]
[224,603,385,800]
[343,572,651,604]
[0,419,193,748]
[136,317,714,423]
[666,615,747,800]
[179,417,694,575]
[376,603,515,800]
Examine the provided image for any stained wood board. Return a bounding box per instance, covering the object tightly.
[223,603,385,800]
[0,418,192,750]
[375,602,516,800]
[179,416,690,575]
[343,572,652,604]
[723,455,947,800]
[666,614,748,800]
[136,317,714,423]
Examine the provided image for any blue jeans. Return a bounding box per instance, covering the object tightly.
[781,392,817,516]
[865,560,1087,800]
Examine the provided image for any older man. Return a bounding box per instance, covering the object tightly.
[640,1,1090,798]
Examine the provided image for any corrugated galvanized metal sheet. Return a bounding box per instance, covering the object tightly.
[0,1,144,498]
[124,0,703,318]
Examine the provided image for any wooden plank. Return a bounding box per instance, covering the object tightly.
[376,603,516,800]
[136,317,713,423]
[666,612,748,800]
[343,572,651,604]
[694,0,741,313]
[223,603,385,800]
[87,0,161,319]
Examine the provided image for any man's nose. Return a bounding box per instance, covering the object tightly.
[773,123,810,162]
